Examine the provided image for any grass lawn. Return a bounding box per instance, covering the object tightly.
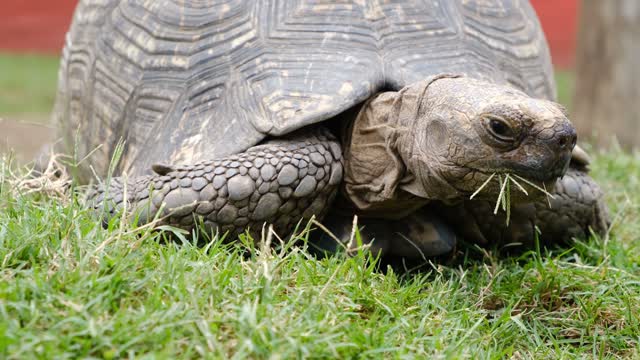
[1,54,639,358]
[0,53,60,119]
[555,71,575,112]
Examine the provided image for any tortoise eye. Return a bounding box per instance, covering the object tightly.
[486,116,516,142]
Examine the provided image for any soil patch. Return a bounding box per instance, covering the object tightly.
[0,117,55,163]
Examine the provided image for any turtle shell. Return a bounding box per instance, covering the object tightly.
[53,0,554,179]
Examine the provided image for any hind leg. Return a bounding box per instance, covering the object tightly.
[386,209,457,258]
[88,127,343,239]
[314,208,457,258]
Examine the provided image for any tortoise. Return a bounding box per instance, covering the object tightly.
[52,0,609,257]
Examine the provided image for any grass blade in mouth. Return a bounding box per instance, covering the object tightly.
[493,174,509,215]
[470,173,495,200]
[512,174,555,207]
[508,175,529,196]
[504,175,511,225]
[471,172,557,226]
[543,182,552,208]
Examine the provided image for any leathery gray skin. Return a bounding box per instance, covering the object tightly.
[88,128,343,240]
[434,165,610,250]
[320,76,606,257]
[89,76,608,256]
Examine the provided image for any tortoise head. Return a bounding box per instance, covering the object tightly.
[399,76,576,202]
[343,75,576,214]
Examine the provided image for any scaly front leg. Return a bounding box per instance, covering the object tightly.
[435,166,609,250]
[88,128,343,239]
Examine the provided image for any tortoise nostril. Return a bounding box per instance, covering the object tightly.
[558,137,567,148]
[556,126,577,150]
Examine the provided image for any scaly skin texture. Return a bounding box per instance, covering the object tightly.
[88,128,343,239]
[434,166,610,250]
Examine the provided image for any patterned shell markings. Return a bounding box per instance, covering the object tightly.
[54,0,554,179]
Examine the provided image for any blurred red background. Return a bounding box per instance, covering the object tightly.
[0,0,579,68]
[0,0,77,54]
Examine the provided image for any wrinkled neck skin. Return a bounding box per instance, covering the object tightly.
[342,74,464,219]
[393,77,469,202]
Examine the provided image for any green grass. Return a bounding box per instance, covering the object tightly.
[555,70,575,111]
[0,53,60,118]
[0,149,639,358]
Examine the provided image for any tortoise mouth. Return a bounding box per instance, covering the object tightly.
[466,147,572,185]
[462,168,558,203]
[478,167,563,183]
